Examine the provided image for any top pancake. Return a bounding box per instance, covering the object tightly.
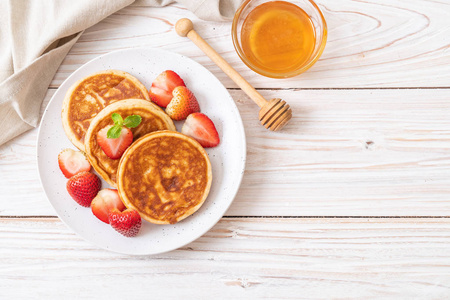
[117,131,212,225]
[62,70,150,150]
[84,99,176,187]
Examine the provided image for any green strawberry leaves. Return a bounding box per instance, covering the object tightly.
[107,113,142,139]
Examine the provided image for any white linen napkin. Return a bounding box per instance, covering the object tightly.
[0,0,242,145]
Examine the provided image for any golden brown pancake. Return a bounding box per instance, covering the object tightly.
[84,99,176,187]
[62,70,150,150]
[117,131,212,225]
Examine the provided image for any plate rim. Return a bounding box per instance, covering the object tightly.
[36,47,247,255]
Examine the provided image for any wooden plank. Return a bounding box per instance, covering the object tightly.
[2,88,450,216]
[50,0,450,89]
[231,88,450,216]
[0,217,449,299]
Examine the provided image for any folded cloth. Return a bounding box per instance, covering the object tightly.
[0,0,242,145]
[134,0,242,21]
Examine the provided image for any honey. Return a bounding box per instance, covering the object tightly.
[240,1,316,74]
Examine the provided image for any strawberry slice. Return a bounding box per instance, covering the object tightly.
[58,149,91,178]
[109,208,142,237]
[66,171,101,207]
[149,70,186,108]
[97,113,142,160]
[165,86,200,121]
[91,189,126,224]
[181,113,220,148]
[97,125,133,160]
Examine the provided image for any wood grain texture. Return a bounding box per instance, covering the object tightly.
[2,88,450,216]
[1,2,450,296]
[49,1,450,89]
[0,217,449,299]
[232,88,450,216]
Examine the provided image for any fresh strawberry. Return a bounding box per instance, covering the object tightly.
[108,208,142,237]
[149,70,186,107]
[97,125,133,159]
[91,189,126,224]
[58,148,91,178]
[66,171,101,207]
[97,113,142,160]
[165,86,200,121]
[181,113,220,148]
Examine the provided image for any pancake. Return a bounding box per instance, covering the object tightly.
[62,70,150,150]
[117,131,212,225]
[84,99,176,187]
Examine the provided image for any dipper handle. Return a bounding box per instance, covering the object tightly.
[175,18,268,108]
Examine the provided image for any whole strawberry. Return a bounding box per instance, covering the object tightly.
[108,208,142,237]
[66,171,101,207]
[165,86,200,121]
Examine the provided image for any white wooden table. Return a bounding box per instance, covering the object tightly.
[1,1,450,298]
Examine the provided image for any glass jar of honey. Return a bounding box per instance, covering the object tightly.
[232,0,327,78]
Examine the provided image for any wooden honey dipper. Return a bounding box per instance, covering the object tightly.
[175,18,292,131]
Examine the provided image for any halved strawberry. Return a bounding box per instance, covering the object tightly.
[97,113,142,160]
[91,189,126,224]
[109,208,142,237]
[149,70,186,108]
[66,171,101,207]
[181,113,220,148]
[165,86,200,121]
[58,149,91,178]
[97,125,133,160]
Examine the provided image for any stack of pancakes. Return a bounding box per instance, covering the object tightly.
[62,70,150,150]
[61,70,212,224]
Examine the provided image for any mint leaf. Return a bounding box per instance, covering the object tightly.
[123,115,142,128]
[111,113,123,126]
[107,125,122,139]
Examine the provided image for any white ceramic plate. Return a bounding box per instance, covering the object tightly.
[37,48,246,255]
